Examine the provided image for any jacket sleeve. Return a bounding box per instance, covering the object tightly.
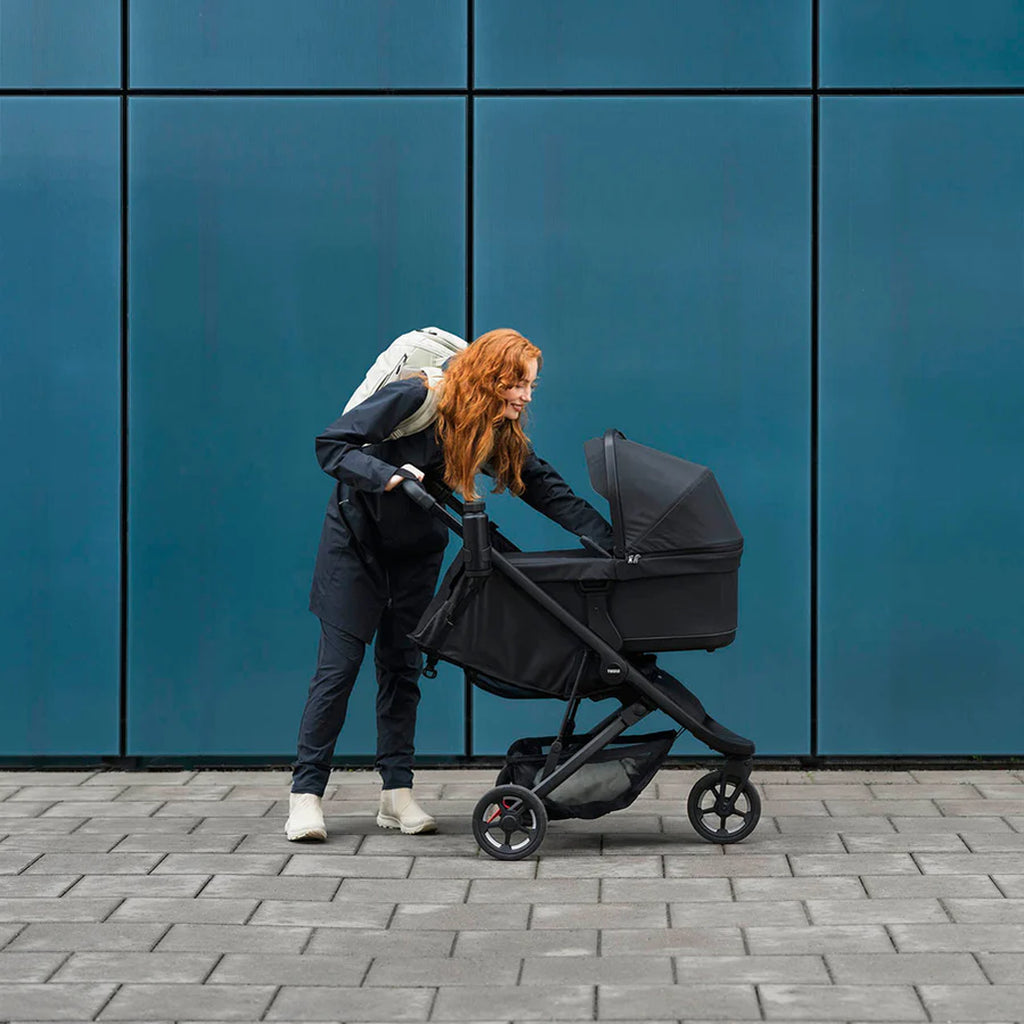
[315,380,426,491]
[519,451,616,551]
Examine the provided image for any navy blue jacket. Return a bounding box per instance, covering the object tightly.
[309,378,614,640]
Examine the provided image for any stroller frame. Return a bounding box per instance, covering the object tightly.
[404,473,760,859]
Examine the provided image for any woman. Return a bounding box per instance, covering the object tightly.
[287,328,614,840]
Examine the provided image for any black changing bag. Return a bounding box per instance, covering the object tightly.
[499,731,676,820]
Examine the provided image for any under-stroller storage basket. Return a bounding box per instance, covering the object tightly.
[500,731,676,820]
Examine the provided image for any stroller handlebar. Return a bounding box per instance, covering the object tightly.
[400,478,436,511]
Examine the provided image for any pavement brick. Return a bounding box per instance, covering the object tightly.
[345,833,474,856]
[598,983,759,1020]
[99,982,276,1020]
[993,874,1024,896]
[10,787,126,803]
[790,853,919,876]
[943,898,1024,923]
[52,951,218,983]
[600,877,730,902]
[154,922,310,953]
[119,784,231,800]
[861,873,1002,898]
[63,875,210,898]
[774,816,896,834]
[154,800,275,817]
[521,953,672,986]
[0,816,84,834]
[42,802,161,818]
[0,951,67,982]
[825,799,940,816]
[976,951,1024,982]
[453,929,596,957]
[744,926,894,955]
[368,954,521,987]
[0,898,120,923]
[826,951,988,984]
[0,852,41,874]
[758,983,926,1021]
[0,982,116,1020]
[601,927,744,956]
[890,922,1024,952]
[720,833,845,854]
[282,853,411,877]
[153,853,288,875]
[732,877,867,901]
[233,832,360,854]
[24,853,162,876]
[840,833,968,853]
[248,899,392,928]
[538,856,661,878]
[0,877,80,898]
[110,833,241,853]
[0,923,20,947]
[532,902,667,930]
[916,852,1024,874]
[338,877,468,903]
[107,897,259,924]
[202,874,340,902]
[209,952,370,986]
[805,899,947,925]
[892,815,1011,833]
[307,927,455,957]
[664,854,792,877]
[938,799,1024,816]
[673,954,829,983]
[670,900,808,928]
[0,773,97,786]
[762,784,873,801]
[409,857,536,879]
[468,878,595,903]
[392,902,530,930]
[267,985,434,1021]
[0,834,125,854]
[77,816,201,833]
[961,832,1024,851]
[0,804,59,820]
[7,923,168,952]
[918,984,1024,1022]
[81,771,195,786]
[434,984,592,1021]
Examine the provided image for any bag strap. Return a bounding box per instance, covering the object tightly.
[386,367,444,440]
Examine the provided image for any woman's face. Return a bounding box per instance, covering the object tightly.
[500,358,539,421]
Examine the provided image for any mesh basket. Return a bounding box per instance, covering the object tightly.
[499,731,676,821]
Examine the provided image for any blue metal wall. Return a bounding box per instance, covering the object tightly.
[2,2,1022,759]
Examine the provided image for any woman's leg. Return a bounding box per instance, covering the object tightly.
[292,621,366,796]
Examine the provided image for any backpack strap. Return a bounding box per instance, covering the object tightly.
[386,367,443,440]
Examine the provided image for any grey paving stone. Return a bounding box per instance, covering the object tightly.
[0,817,84,834]
[267,985,433,1021]
[7,923,168,952]
[110,833,241,853]
[827,799,940,817]
[840,832,968,853]
[42,802,161,818]
[155,922,310,953]
[962,832,1024,851]
[760,800,830,816]
[719,834,845,854]
[759,983,926,1021]
[0,982,116,1020]
[81,771,194,787]
[601,927,744,956]
[869,783,977,800]
[790,853,919,876]
[410,857,536,879]
[600,878,730,903]
[918,984,1024,1022]
[0,804,58,820]
[943,898,1024,923]
[0,876,80,898]
[63,875,210,898]
[892,815,1011,833]
[774,816,895,834]
[826,952,988,984]
[670,901,809,928]
[77,816,200,834]
[664,854,792,877]
[861,873,1002,898]
[0,834,124,854]
[993,874,1024,896]
[453,929,596,957]
[673,954,829,984]
[24,853,162,876]
[0,923,20,948]
[392,902,529,931]
[0,772,97,786]
[467,878,594,904]
[202,874,340,902]
[188,770,292,787]
[10,787,126,803]
[802,771,916,783]
[532,902,667,930]
[0,951,68,982]
[538,856,661,878]
[938,799,1024,816]
[732,877,867,901]
[338,877,468,903]
[0,852,41,874]
[434,984,592,1021]
[249,899,392,928]
[119,784,231,801]
[763,784,873,801]
[521,954,672,986]
[233,833,361,854]
[976,951,1024,983]
[805,898,948,925]
[0,898,120,923]
[209,952,369,986]
[52,951,219,983]
[910,770,1017,784]
[891,923,1024,952]
[99,982,276,1020]
[368,954,521,987]
[107,897,259,924]
[974,783,1024,797]
[153,853,288,875]
[307,927,455,957]
[191,816,279,834]
[154,800,275,818]
[917,852,1024,874]
[598,983,759,1020]
[282,853,411,877]
[591,834,719,856]
[744,925,893,955]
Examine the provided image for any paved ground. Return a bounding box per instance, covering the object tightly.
[1,766,1024,1023]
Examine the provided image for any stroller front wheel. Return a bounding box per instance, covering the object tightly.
[686,770,761,844]
[472,784,547,860]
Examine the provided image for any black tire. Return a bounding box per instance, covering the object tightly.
[472,784,548,860]
[686,770,761,844]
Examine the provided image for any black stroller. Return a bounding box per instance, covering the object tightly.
[406,430,760,860]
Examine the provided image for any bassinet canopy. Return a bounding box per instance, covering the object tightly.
[583,431,742,558]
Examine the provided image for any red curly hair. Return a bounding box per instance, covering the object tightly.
[435,329,541,500]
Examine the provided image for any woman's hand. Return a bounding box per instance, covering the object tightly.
[385,463,425,492]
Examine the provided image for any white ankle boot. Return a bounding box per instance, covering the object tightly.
[286,792,326,841]
[377,788,436,835]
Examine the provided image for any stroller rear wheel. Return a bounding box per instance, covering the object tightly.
[472,785,547,860]
[687,770,761,844]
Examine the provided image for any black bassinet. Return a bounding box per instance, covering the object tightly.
[412,430,743,700]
